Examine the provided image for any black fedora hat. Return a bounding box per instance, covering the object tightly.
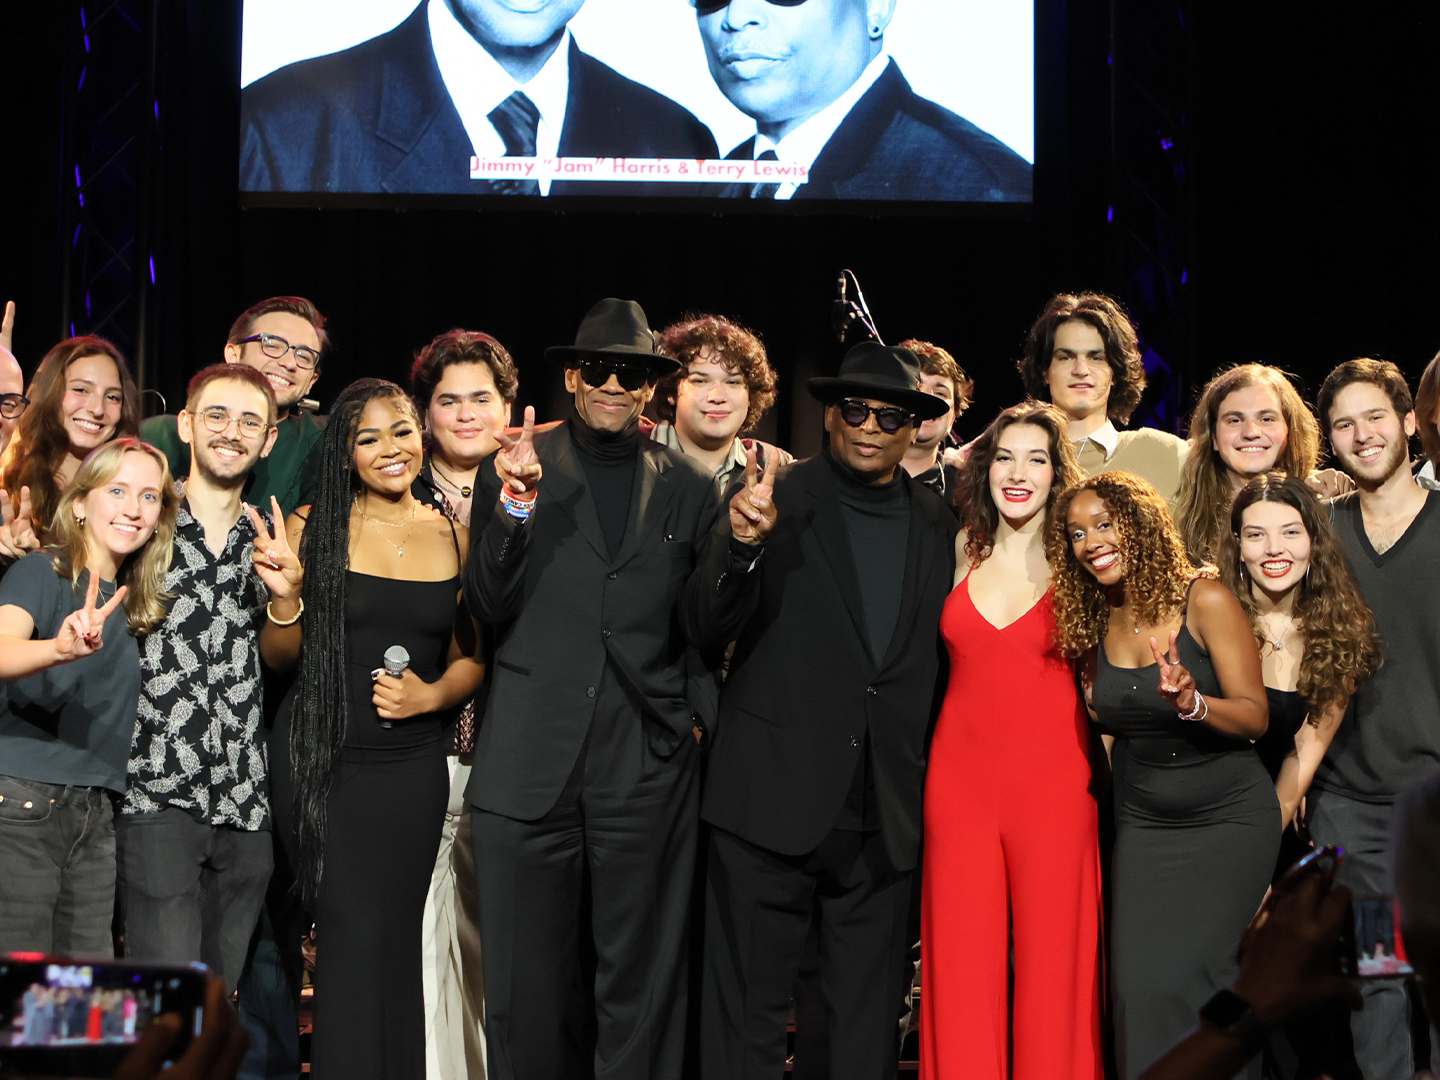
[808,342,950,420]
[544,298,681,375]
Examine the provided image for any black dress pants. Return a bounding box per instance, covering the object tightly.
[700,826,912,1080]
[470,687,700,1080]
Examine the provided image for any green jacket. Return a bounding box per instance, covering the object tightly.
[141,410,327,518]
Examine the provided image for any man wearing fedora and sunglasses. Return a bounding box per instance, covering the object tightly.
[463,298,725,1079]
[683,341,957,1077]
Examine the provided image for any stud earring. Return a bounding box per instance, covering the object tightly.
[75,514,85,527]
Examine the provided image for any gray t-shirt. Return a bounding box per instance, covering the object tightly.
[0,551,140,792]
[1314,491,1440,801]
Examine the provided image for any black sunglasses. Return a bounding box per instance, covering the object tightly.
[837,398,914,435]
[576,361,653,392]
[692,0,809,13]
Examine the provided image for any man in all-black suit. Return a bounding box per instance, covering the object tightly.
[464,299,724,1079]
[242,0,718,195]
[684,343,958,1078]
[693,0,1031,201]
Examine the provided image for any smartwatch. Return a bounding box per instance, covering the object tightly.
[1198,989,1269,1056]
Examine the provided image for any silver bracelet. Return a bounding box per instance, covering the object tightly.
[1178,690,1208,722]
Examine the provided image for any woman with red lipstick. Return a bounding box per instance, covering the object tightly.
[920,401,1100,1080]
[1051,471,1275,1079]
[1216,473,1380,838]
[0,336,141,555]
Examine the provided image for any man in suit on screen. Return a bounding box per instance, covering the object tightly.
[242,0,718,195]
[692,0,1032,202]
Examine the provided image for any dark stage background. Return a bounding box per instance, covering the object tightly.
[3,1,1439,458]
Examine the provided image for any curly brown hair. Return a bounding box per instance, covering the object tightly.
[1175,364,1321,565]
[1216,472,1381,718]
[898,339,973,417]
[409,329,520,409]
[958,401,1081,566]
[1412,349,1440,470]
[654,315,777,433]
[1047,470,1209,658]
[1017,292,1147,425]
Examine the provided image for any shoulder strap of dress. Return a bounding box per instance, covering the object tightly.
[444,514,460,562]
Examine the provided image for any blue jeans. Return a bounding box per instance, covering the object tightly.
[0,775,116,956]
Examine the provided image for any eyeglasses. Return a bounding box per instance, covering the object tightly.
[0,393,29,420]
[576,361,653,392]
[691,0,809,12]
[837,398,914,435]
[198,407,270,439]
[240,332,321,370]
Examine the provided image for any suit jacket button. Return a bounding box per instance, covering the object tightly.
[850,736,861,747]
[587,686,597,698]
[602,629,611,638]
[608,571,618,580]
[866,685,877,696]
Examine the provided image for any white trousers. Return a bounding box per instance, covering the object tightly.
[422,758,486,1080]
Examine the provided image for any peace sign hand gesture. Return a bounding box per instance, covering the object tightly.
[0,485,39,562]
[1150,631,1199,717]
[495,406,542,495]
[246,497,303,600]
[729,446,780,545]
[53,572,128,663]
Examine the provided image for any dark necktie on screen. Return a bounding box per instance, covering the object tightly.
[751,149,780,199]
[488,91,542,196]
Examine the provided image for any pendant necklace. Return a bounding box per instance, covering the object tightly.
[431,460,475,499]
[358,499,417,558]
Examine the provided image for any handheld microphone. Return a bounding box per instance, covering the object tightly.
[383,645,410,677]
[376,645,410,729]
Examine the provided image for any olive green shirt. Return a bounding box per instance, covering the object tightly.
[141,410,326,518]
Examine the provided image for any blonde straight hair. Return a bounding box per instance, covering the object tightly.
[47,438,179,635]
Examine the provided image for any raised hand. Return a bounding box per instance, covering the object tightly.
[1150,631,1198,716]
[373,667,439,722]
[495,405,542,495]
[729,445,780,545]
[246,497,302,600]
[53,572,128,662]
[0,485,39,562]
[1304,468,1356,500]
[0,301,13,354]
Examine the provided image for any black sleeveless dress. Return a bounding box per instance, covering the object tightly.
[1094,615,1280,1079]
[272,571,458,1080]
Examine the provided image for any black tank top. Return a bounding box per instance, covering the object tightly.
[1256,687,1308,781]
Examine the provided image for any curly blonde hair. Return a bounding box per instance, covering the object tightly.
[1216,473,1381,718]
[1047,471,1210,658]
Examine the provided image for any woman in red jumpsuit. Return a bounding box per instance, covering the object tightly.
[921,402,1102,1080]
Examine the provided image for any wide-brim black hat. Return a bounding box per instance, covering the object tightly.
[808,342,950,420]
[543,298,682,375]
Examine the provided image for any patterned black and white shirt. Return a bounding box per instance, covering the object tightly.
[123,498,271,830]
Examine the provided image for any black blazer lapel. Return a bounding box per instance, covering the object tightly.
[803,461,872,656]
[877,479,946,673]
[716,137,757,198]
[373,7,498,194]
[612,444,674,569]
[797,60,903,199]
[541,426,610,562]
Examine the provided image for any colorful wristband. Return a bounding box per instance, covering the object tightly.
[500,488,537,521]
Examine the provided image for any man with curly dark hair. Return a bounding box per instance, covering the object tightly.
[653,315,792,492]
[1018,292,1187,505]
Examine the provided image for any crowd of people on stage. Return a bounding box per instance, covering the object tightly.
[0,287,1437,1080]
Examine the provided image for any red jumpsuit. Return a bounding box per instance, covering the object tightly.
[920,581,1102,1079]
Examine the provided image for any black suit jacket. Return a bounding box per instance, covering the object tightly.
[464,424,724,821]
[721,60,1030,202]
[684,456,957,871]
[241,4,718,195]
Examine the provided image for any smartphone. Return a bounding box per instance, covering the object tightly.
[1341,895,1415,979]
[0,955,207,1079]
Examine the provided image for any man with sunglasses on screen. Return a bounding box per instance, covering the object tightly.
[242,0,717,196]
[463,298,725,1079]
[683,341,957,1077]
[693,0,1031,202]
[142,296,328,518]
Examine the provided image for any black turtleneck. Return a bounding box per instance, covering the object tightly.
[828,453,910,664]
[570,412,638,558]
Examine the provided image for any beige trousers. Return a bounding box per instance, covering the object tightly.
[422,758,486,1080]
